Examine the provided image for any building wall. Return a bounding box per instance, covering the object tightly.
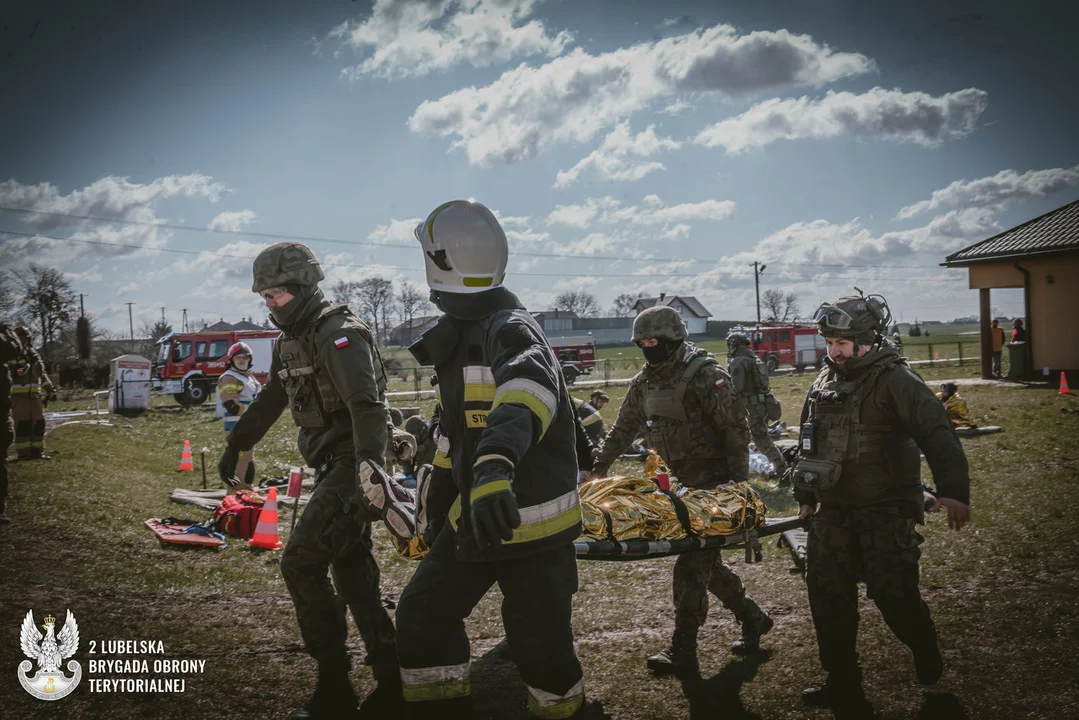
[684,316,707,334]
[969,255,1079,373]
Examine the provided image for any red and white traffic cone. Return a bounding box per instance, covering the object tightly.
[249,488,283,550]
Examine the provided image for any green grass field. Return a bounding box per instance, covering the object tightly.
[2,375,1077,719]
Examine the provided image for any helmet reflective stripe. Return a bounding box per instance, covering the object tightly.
[414,200,508,294]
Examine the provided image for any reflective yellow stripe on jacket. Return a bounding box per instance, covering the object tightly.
[448,487,581,546]
[463,365,496,429]
[493,378,557,439]
[400,662,471,702]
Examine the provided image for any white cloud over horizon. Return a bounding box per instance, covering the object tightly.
[408,23,875,166]
[897,165,1079,219]
[553,121,681,188]
[208,209,257,232]
[694,87,989,153]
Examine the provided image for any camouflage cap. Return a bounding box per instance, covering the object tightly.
[632,306,687,342]
[251,242,325,293]
[404,415,427,438]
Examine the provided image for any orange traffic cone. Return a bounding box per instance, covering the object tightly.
[934,352,940,361]
[248,487,283,550]
[1060,372,1072,395]
[178,440,194,471]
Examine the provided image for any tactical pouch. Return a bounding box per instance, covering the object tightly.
[792,458,841,492]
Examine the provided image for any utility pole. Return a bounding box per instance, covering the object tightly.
[125,302,135,341]
[161,307,166,323]
[753,262,767,323]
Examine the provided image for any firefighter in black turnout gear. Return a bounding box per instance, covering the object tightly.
[398,200,586,719]
[793,291,971,717]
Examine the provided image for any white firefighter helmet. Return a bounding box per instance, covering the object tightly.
[413,200,508,294]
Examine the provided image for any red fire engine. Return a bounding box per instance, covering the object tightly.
[153,329,281,406]
[548,335,596,385]
[730,323,827,371]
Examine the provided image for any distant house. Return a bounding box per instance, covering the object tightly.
[201,319,265,332]
[943,197,1079,384]
[388,315,440,347]
[631,294,713,334]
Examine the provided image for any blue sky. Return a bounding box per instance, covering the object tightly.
[2,0,1078,335]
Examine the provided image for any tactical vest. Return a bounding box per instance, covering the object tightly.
[730,350,769,401]
[275,305,386,428]
[640,350,724,463]
[794,358,916,491]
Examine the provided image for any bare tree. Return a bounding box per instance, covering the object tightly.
[356,277,394,344]
[14,264,76,364]
[330,279,356,306]
[761,289,799,323]
[0,270,16,319]
[395,281,432,347]
[610,292,644,317]
[553,290,601,317]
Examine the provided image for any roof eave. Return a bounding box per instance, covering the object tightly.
[942,246,1079,267]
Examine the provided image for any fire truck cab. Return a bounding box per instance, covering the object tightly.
[153,329,281,406]
[547,335,596,385]
[730,323,826,372]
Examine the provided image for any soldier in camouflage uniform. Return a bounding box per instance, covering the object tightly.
[219,243,416,719]
[793,292,971,716]
[0,322,24,524]
[725,332,787,478]
[593,306,772,674]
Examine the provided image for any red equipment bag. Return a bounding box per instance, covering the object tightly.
[211,490,265,539]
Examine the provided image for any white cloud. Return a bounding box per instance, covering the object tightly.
[562,232,622,255]
[554,121,681,188]
[368,217,423,244]
[659,99,694,116]
[0,174,226,268]
[333,0,573,81]
[64,265,103,284]
[695,87,989,153]
[662,224,692,240]
[409,23,874,166]
[208,209,257,232]
[897,165,1079,219]
[546,194,735,228]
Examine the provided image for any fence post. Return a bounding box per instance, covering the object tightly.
[604,359,611,388]
[928,343,934,367]
[413,366,420,401]
[958,342,963,367]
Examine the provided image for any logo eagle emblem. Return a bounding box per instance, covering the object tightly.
[17,609,82,701]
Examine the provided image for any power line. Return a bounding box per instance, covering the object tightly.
[0,205,946,269]
[0,228,961,282]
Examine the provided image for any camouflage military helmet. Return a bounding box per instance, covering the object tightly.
[632,306,687,343]
[251,242,325,293]
[726,331,750,352]
[404,415,427,439]
[813,292,891,341]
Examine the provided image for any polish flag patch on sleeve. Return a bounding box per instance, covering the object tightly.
[334,336,350,349]
[715,378,726,388]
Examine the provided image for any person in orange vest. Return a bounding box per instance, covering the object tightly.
[9,326,55,461]
[990,319,1006,379]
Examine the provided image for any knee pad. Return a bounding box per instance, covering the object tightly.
[359,459,417,541]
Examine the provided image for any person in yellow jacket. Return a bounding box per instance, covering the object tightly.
[936,383,977,428]
[10,326,55,461]
[990,319,1006,378]
[216,342,261,490]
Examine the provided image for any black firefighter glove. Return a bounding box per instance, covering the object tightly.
[470,458,521,550]
[222,399,242,417]
[217,444,243,488]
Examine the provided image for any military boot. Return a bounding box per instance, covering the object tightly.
[802,670,873,717]
[731,613,774,655]
[646,631,698,675]
[292,660,360,720]
[359,654,405,717]
[912,642,944,686]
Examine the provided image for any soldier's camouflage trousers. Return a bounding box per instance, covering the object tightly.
[673,549,764,636]
[11,394,45,459]
[806,506,937,677]
[280,460,397,671]
[746,403,786,472]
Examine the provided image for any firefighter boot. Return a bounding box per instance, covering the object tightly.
[731,613,774,655]
[292,659,360,720]
[646,631,698,675]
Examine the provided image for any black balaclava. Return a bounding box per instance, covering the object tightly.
[270,284,323,328]
[641,338,681,366]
